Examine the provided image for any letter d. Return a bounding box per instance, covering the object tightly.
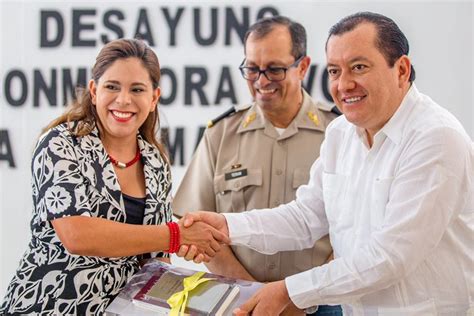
[40,10,64,47]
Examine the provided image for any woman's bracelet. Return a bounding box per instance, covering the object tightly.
[166,222,181,253]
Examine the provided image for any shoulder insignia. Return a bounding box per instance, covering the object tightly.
[307,111,320,126]
[207,104,252,128]
[242,112,257,128]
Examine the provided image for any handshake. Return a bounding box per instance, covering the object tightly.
[176,211,229,263]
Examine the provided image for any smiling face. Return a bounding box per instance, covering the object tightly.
[244,25,310,127]
[89,57,160,146]
[326,22,411,139]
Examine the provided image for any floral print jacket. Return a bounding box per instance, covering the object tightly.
[0,123,172,315]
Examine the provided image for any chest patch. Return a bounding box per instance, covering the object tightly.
[225,169,247,180]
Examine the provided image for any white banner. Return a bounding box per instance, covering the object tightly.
[0,0,472,298]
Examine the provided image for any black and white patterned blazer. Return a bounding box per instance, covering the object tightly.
[0,123,172,315]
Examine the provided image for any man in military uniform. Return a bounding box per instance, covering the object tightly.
[173,16,341,315]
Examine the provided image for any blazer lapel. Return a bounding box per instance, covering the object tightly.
[77,128,124,213]
[139,136,172,225]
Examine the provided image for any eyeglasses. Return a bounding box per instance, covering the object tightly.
[239,56,304,82]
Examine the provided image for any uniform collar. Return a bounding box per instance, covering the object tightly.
[237,89,326,139]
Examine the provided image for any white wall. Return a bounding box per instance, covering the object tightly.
[0,0,472,298]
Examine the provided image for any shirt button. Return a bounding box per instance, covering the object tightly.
[268,263,276,269]
[278,140,284,146]
[275,169,283,175]
[274,199,280,206]
[234,181,240,188]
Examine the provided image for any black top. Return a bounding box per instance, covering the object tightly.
[123,193,146,224]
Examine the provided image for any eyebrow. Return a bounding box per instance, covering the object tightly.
[103,80,147,86]
[244,59,290,67]
[349,56,371,64]
[327,56,372,68]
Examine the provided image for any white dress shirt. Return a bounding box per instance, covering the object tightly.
[224,85,473,315]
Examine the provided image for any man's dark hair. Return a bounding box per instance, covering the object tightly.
[244,16,306,60]
[326,12,416,82]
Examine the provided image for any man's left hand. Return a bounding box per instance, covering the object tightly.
[233,280,292,315]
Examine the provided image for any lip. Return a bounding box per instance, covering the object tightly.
[110,110,135,122]
[340,95,366,106]
[255,86,278,101]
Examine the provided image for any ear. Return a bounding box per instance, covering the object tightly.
[88,79,97,105]
[298,56,311,80]
[397,55,411,87]
[150,87,161,112]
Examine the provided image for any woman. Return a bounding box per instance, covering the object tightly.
[0,39,226,315]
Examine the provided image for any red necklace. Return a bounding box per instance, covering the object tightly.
[108,148,141,169]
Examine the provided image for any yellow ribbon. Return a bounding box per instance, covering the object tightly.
[167,271,214,316]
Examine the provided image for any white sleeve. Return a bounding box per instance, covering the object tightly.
[224,157,329,254]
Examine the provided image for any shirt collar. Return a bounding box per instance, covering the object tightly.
[237,89,325,137]
[379,83,420,145]
[354,83,420,147]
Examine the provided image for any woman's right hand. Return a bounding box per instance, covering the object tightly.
[177,217,229,259]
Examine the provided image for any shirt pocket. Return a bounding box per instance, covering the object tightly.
[292,168,310,189]
[322,172,348,227]
[370,177,394,229]
[214,168,263,213]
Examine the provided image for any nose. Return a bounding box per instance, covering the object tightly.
[116,90,131,106]
[337,70,356,91]
[255,71,271,88]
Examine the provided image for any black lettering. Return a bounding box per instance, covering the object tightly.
[321,66,333,103]
[214,66,237,104]
[40,10,64,48]
[101,9,125,44]
[194,126,206,151]
[185,67,209,105]
[302,64,318,96]
[72,9,96,47]
[256,6,279,20]
[225,7,249,45]
[162,7,184,46]
[4,70,28,106]
[0,130,16,168]
[134,8,154,45]
[160,67,177,106]
[193,8,218,46]
[161,127,185,166]
[34,69,57,107]
[62,68,88,106]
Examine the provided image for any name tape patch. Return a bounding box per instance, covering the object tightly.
[225,169,247,180]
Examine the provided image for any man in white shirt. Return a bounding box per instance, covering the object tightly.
[179,11,473,315]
